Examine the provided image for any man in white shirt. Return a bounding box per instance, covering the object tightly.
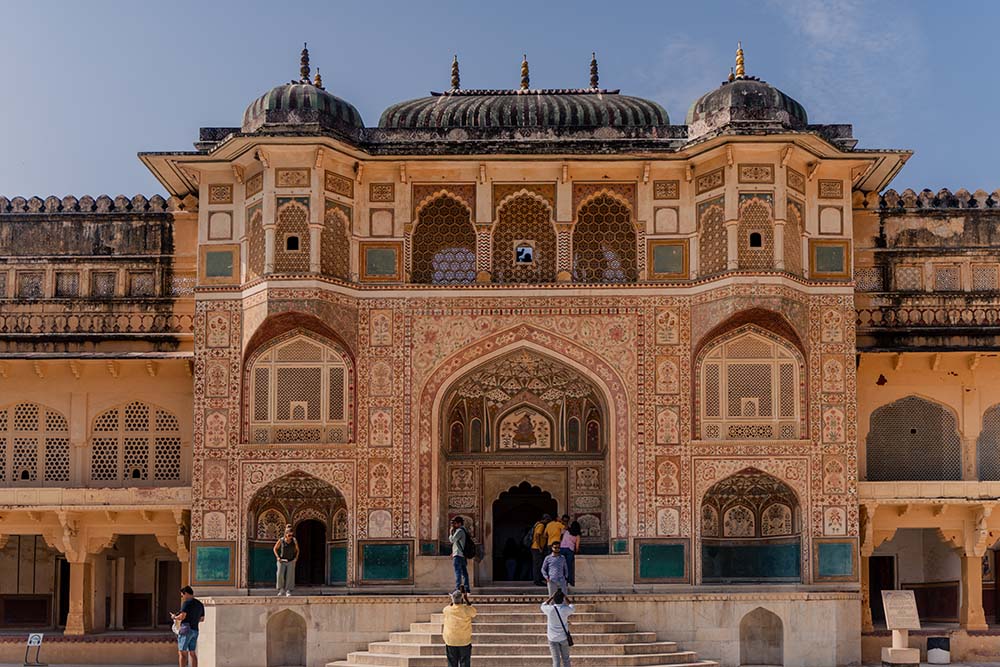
[539,589,574,667]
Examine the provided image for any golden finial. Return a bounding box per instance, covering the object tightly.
[590,52,599,89]
[735,41,745,78]
[314,68,323,89]
[451,55,460,90]
[300,42,311,82]
[520,54,529,90]
[728,67,735,82]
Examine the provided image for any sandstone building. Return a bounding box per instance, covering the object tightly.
[0,45,997,666]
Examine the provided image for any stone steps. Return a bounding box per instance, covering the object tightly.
[327,599,716,667]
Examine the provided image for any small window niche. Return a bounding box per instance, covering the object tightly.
[513,240,536,265]
[749,232,763,248]
[285,235,301,252]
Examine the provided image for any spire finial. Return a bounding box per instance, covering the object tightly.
[314,67,323,89]
[300,42,311,83]
[728,67,735,83]
[520,54,529,90]
[451,54,460,90]
[735,41,745,78]
[590,52,599,89]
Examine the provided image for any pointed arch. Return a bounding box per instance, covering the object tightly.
[0,402,70,485]
[492,192,557,283]
[411,193,477,284]
[274,199,310,273]
[572,193,637,283]
[738,194,774,270]
[866,395,962,481]
[89,401,182,484]
[321,201,350,280]
[740,606,784,666]
[266,609,306,666]
[698,196,727,276]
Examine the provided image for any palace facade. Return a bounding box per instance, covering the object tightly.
[1,45,999,666]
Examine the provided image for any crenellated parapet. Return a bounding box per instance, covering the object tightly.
[0,193,198,215]
[854,187,1000,211]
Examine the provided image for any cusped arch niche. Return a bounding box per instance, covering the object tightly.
[442,349,608,454]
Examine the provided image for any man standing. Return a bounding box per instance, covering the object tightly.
[545,514,566,551]
[171,586,205,667]
[442,587,477,667]
[541,590,575,667]
[273,525,299,596]
[530,513,550,586]
[449,516,471,592]
[541,542,569,597]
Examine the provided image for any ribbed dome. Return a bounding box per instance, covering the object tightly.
[686,77,808,140]
[242,82,364,133]
[379,89,669,130]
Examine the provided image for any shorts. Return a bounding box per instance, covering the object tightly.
[177,628,199,652]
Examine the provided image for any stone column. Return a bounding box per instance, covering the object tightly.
[263,224,276,275]
[308,223,323,274]
[64,557,93,635]
[860,552,874,632]
[960,553,989,630]
[555,223,573,282]
[475,225,492,283]
[773,220,786,271]
[724,219,739,270]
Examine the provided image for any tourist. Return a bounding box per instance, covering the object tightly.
[171,586,205,667]
[541,589,575,667]
[449,516,471,592]
[545,514,566,550]
[502,537,520,581]
[530,514,551,585]
[541,542,569,597]
[442,587,477,667]
[560,520,581,586]
[273,525,299,596]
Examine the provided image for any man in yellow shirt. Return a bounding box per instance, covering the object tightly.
[442,588,477,667]
[544,515,565,549]
[530,514,551,586]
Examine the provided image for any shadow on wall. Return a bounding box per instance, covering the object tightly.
[740,606,783,666]
[267,609,306,667]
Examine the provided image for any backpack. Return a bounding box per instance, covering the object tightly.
[461,527,477,559]
[523,521,545,548]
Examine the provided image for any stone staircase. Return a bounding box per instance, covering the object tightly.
[328,600,716,667]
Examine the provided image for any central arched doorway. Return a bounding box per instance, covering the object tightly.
[247,471,349,588]
[492,482,558,581]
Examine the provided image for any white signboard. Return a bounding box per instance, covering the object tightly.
[881,590,921,630]
[26,633,43,647]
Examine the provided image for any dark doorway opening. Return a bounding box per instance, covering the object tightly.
[156,560,181,626]
[57,558,70,627]
[295,520,327,586]
[492,482,558,581]
[869,555,895,625]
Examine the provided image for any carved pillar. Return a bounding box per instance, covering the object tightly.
[64,557,94,635]
[263,224,276,275]
[555,223,573,282]
[960,554,989,630]
[308,223,323,274]
[773,220,786,271]
[475,224,492,283]
[860,553,874,632]
[724,219,739,270]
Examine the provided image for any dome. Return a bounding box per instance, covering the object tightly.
[241,46,364,134]
[686,45,807,140]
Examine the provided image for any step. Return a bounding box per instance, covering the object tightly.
[410,621,638,634]
[330,663,716,667]
[338,652,703,667]
[388,631,659,645]
[429,611,617,623]
[367,641,681,656]
[463,603,599,612]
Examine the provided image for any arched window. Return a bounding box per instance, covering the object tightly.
[90,401,182,484]
[698,327,803,440]
[274,200,310,273]
[785,198,804,276]
[737,195,774,270]
[411,195,476,284]
[248,334,354,444]
[247,203,264,279]
[492,194,557,283]
[698,197,726,276]
[979,405,1000,480]
[572,195,637,283]
[866,396,962,481]
[322,202,351,280]
[0,403,70,485]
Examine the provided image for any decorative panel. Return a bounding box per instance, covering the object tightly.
[325,171,354,198]
[359,541,413,583]
[695,168,725,195]
[653,180,680,200]
[634,539,689,582]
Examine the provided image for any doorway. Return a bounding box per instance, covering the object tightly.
[156,560,181,626]
[492,482,558,581]
[869,555,895,625]
[294,520,327,586]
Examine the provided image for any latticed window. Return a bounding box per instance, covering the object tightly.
[247,204,264,279]
[572,195,637,283]
[698,197,726,276]
[492,194,557,283]
[698,329,802,440]
[933,265,962,291]
[866,396,962,481]
[274,200,310,273]
[979,405,1000,480]
[411,196,476,284]
[89,401,182,485]
[248,334,353,444]
[322,203,351,280]
[784,199,804,276]
[0,403,70,485]
[738,195,774,270]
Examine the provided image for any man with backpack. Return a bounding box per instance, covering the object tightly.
[449,516,474,592]
[529,513,551,586]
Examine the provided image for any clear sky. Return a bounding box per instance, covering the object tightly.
[0,0,994,197]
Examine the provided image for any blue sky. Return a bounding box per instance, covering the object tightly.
[0,1,994,196]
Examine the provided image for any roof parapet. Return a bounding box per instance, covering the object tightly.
[856,188,1000,211]
[0,194,196,215]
